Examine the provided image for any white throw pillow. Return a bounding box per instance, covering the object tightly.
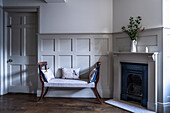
[62,68,80,79]
[41,69,55,82]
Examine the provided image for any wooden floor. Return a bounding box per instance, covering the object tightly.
[0,93,131,113]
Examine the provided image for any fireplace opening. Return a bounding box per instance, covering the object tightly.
[121,63,148,107]
[127,74,142,101]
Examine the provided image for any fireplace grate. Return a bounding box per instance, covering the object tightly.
[121,62,148,107]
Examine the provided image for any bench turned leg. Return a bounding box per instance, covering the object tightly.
[94,87,102,104]
[98,92,102,99]
[38,83,44,101]
[43,87,49,97]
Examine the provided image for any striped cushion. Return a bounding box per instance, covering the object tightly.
[89,68,98,82]
[41,69,54,82]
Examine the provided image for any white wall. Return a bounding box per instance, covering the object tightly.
[163,29,170,104]
[3,0,113,33]
[113,0,162,33]
[163,0,170,28]
[40,0,113,33]
[163,0,170,107]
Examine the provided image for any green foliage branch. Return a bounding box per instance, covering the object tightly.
[122,16,145,40]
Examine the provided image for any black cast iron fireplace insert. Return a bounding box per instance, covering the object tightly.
[121,62,148,107]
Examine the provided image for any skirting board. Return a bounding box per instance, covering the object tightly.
[157,102,170,113]
[37,88,111,98]
[8,86,36,94]
[147,101,157,112]
[105,99,155,113]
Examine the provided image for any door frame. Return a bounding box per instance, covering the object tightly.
[0,6,4,95]
[2,7,39,95]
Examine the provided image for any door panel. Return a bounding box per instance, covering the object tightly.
[7,12,37,93]
[10,64,22,86]
[25,65,37,93]
[9,15,22,25]
[10,28,22,56]
[25,28,36,56]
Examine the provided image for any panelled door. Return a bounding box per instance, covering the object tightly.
[7,12,37,93]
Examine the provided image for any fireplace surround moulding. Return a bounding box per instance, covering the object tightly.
[112,52,158,112]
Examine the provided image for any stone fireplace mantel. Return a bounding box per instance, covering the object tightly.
[112,52,158,112]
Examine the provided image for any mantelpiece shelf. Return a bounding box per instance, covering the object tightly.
[113,52,159,62]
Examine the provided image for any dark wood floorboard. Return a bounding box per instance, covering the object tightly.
[0,93,131,113]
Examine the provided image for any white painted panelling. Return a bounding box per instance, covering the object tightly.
[58,39,72,52]
[57,55,72,77]
[113,28,162,53]
[115,37,131,52]
[58,55,72,68]
[41,55,55,73]
[94,38,109,54]
[76,55,90,78]
[76,38,90,52]
[38,34,112,98]
[138,35,158,46]
[41,39,55,52]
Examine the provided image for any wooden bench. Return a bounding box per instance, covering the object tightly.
[38,62,102,104]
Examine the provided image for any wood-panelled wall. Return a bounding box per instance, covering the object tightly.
[37,34,113,98]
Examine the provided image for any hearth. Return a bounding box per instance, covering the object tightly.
[121,62,148,107]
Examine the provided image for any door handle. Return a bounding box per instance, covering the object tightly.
[7,59,13,63]
[7,25,12,27]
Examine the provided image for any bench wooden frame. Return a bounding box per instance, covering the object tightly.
[38,62,102,104]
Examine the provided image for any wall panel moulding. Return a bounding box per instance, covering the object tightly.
[44,0,66,3]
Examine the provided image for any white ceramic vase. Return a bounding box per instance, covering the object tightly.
[131,40,137,52]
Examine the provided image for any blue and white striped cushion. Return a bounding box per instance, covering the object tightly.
[89,68,98,82]
[41,69,55,82]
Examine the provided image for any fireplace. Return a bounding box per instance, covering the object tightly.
[112,52,158,111]
[121,62,148,107]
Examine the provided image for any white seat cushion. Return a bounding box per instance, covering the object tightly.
[44,78,95,88]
